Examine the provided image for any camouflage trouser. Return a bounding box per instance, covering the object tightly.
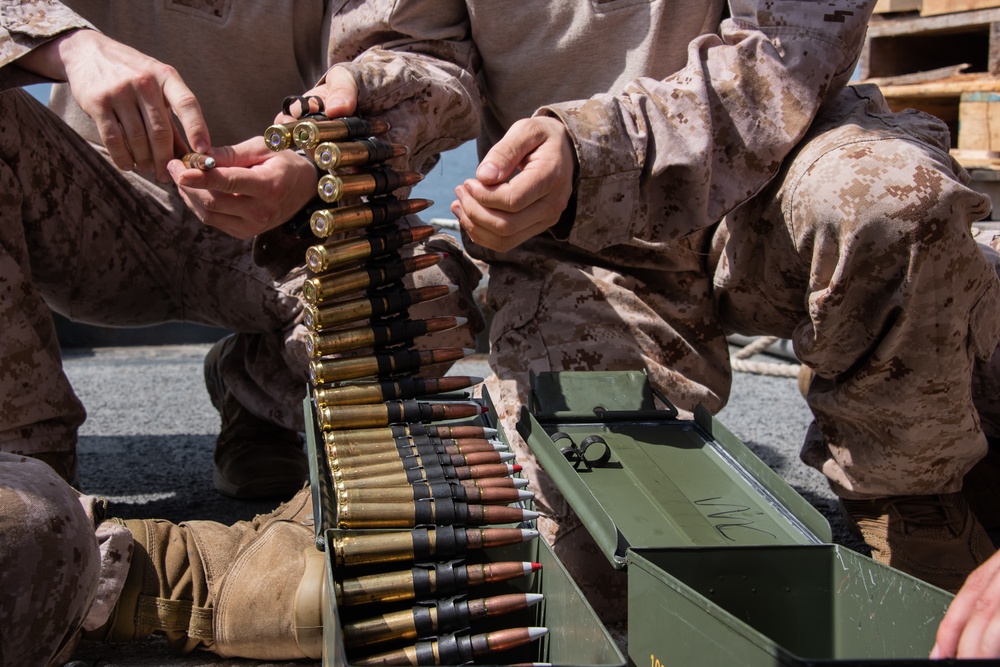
[0,451,132,667]
[716,84,1000,500]
[474,84,1000,621]
[0,88,482,458]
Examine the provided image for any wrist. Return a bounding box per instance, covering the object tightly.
[17,29,93,81]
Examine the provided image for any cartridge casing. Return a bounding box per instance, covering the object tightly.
[309,198,432,238]
[292,117,391,150]
[317,169,422,204]
[263,121,297,151]
[313,137,406,170]
[301,253,443,304]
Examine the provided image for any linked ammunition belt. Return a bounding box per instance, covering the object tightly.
[264,98,547,665]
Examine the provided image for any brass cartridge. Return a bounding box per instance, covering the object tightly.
[263,121,297,152]
[309,347,473,385]
[343,593,543,651]
[309,198,432,238]
[318,398,483,431]
[329,462,520,489]
[179,152,215,170]
[292,117,391,150]
[305,317,465,358]
[329,526,538,568]
[333,498,538,529]
[328,447,513,474]
[304,285,455,332]
[305,225,434,273]
[300,253,444,305]
[322,422,497,446]
[334,561,540,607]
[351,626,548,665]
[326,439,504,466]
[312,373,478,407]
[316,169,422,204]
[313,137,407,170]
[334,482,532,507]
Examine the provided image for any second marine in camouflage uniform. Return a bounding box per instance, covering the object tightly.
[363,0,1000,608]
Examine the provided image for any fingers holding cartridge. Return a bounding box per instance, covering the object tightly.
[273,65,360,125]
[168,137,320,239]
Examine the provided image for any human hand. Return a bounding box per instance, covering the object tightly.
[20,29,208,183]
[166,137,318,239]
[274,65,360,123]
[450,116,575,253]
[930,548,1000,659]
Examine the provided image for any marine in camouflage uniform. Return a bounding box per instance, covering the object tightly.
[0,0,484,497]
[0,0,488,662]
[0,451,323,666]
[363,0,1000,609]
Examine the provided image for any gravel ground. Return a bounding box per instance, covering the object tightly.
[62,342,864,666]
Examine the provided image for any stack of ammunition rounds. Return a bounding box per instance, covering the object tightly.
[264,114,548,665]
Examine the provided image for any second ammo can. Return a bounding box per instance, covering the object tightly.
[514,370,962,666]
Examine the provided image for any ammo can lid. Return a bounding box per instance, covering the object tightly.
[506,371,831,569]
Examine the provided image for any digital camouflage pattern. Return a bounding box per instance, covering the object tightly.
[720,86,1000,500]
[418,0,1000,618]
[0,452,321,665]
[0,1,482,657]
[0,452,130,667]
[0,0,93,90]
[5,0,1000,636]
[0,0,483,463]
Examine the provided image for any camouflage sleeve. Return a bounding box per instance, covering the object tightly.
[0,0,94,90]
[538,0,874,254]
[321,0,482,175]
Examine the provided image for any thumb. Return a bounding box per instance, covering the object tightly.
[320,65,359,118]
[475,117,545,185]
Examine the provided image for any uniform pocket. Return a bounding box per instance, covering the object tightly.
[970,272,1000,361]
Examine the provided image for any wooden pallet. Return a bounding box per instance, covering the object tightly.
[861,7,1000,214]
[922,0,1000,17]
[874,0,922,14]
[860,8,1000,80]
[858,9,1000,162]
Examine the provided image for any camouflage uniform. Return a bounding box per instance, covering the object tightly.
[0,0,485,651]
[364,0,1000,619]
[0,0,483,460]
[0,451,132,666]
[0,450,324,665]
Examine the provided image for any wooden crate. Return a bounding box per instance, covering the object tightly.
[922,0,1000,16]
[874,0,921,14]
[860,8,1000,80]
[860,76,1000,155]
[957,91,1000,151]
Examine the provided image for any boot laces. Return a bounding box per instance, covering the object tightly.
[885,495,964,537]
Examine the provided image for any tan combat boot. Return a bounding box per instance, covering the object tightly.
[796,364,813,398]
[841,492,996,593]
[204,335,309,500]
[85,485,324,659]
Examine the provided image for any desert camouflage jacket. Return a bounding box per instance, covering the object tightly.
[351,0,875,254]
[0,0,482,175]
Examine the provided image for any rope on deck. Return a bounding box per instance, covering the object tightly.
[730,336,802,378]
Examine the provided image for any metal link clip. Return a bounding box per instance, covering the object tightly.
[281,94,327,119]
[551,432,612,471]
